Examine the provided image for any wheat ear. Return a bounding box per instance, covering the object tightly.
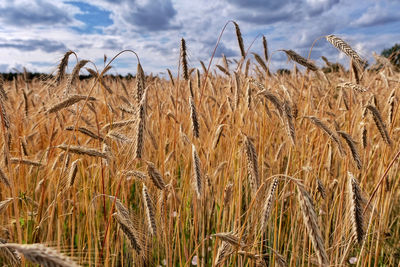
[366,105,392,145]
[243,135,260,194]
[305,116,345,156]
[142,184,157,235]
[326,35,366,70]
[233,21,245,58]
[146,161,166,190]
[0,243,80,267]
[347,172,365,244]
[337,131,362,169]
[297,185,329,266]
[181,38,189,80]
[282,50,318,71]
[260,178,279,232]
[192,144,202,198]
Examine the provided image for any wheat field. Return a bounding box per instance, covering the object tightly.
[0,23,400,266]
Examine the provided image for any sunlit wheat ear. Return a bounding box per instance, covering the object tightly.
[260,178,279,232]
[65,126,104,141]
[234,71,240,109]
[142,185,157,236]
[56,50,74,84]
[0,167,11,188]
[387,89,395,125]
[216,64,230,76]
[282,50,318,71]
[361,123,367,149]
[0,238,21,266]
[46,95,96,114]
[316,179,326,199]
[0,243,80,267]
[246,82,251,109]
[67,159,79,188]
[252,53,268,73]
[212,124,225,149]
[233,21,245,58]
[347,172,365,244]
[196,68,201,89]
[57,144,108,159]
[10,158,43,167]
[325,35,366,70]
[243,134,260,195]
[297,185,329,266]
[189,95,199,138]
[351,60,360,84]
[124,170,147,181]
[135,63,145,102]
[0,97,10,129]
[146,161,166,190]
[133,95,146,159]
[337,131,362,169]
[215,241,232,266]
[338,82,368,93]
[192,144,202,198]
[101,119,136,132]
[365,105,392,145]
[0,198,13,214]
[223,182,233,206]
[167,69,175,86]
[305,116,346,157]
[180,38,189,80]
[64,59,89,97]
[113,212,142,255]
[212,232,246,248]
[245,58,251,77]
[283,100,296,145]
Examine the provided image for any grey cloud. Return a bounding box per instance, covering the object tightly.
[121,0,180,31]
[0,0,74,26]
[226,0,339,25]
[0,38,66,52]
[101,38,124,50]
[353,6,400,27]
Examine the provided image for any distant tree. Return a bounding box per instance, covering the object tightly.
[381,44,400,68]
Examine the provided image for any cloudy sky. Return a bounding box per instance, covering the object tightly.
[0,0,399,75]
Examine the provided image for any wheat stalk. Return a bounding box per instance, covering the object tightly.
[243,135,260,195]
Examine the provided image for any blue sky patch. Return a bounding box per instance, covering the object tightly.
[67,1,113,34]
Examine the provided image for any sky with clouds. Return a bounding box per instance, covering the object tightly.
[0,0,399,75]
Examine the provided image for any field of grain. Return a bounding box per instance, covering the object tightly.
[0,24,400,266]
